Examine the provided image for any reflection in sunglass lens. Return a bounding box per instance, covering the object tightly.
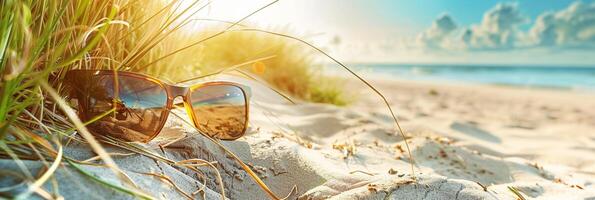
[190,85,247,140]
[65,72,167,142]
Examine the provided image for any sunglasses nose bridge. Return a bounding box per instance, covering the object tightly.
[168,85,190,98]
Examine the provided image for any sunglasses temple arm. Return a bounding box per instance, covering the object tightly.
[241,85,252,98]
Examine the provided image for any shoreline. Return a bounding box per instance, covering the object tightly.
[344,72,595,99]
[326,65,595,93]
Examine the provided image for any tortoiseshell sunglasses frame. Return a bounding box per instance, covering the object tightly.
[65,70,252,143]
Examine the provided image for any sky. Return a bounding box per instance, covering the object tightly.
[195,0,595,66]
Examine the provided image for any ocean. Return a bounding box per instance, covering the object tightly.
[352,64,595,92]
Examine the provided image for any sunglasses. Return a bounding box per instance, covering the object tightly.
[62,70,251,143]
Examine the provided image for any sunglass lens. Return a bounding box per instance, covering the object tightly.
[189,85,248,140]
[65,71,168,142]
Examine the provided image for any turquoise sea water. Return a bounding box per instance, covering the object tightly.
[354,64,595,92]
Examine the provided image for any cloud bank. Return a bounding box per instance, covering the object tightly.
[416,1,595,51]
[416,14,458,49]
[461,3,527,50]
[529,1,595,48]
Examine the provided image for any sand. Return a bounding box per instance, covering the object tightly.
[2,76,594,199]
[242,77,595,199]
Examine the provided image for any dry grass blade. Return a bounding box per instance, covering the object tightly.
[81,153,136,163]
[230,28,417,178]
[349,170,378,176]
[137,172,193,200]
[234,69,297,104]
[12,125,57,157]
[176,159,226,200]
[176,55,277,83]
[183,18,250,28]
[81,20,130,47]
[507,186,527,200]
[32,187,54,200]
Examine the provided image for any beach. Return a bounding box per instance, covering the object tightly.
[237,76,595,199]
[3,76,594,199]
[203,75,595,199]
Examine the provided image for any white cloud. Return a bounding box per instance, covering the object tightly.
[460,3,527,50]
[416,14,458,49]
[528,1,595,48]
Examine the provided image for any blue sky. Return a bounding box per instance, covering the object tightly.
[201,0,595,65]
